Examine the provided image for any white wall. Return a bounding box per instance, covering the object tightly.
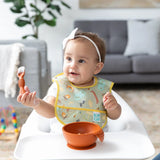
[1,0,160,78]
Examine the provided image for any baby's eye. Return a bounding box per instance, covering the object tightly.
[66,57,72,61]
[79,59,85,63]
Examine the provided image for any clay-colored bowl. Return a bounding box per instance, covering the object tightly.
[62,122,104,150]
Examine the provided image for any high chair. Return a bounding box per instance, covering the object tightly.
[14,90,155,160]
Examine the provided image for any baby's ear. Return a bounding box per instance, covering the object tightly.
[94,62,104,75]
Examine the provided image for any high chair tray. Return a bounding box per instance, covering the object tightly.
[14,131,154,160]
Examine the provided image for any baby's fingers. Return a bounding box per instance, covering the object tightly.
[17,94,22,102]
[30,92,37,105]
[21,92,29,104]
[103,92,112,102]
[105,101,117,109]
[24,86,30,93]
[104,98,112,108]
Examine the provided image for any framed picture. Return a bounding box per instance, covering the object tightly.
[79,0,160,8]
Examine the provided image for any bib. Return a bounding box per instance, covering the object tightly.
[53,73,114,128]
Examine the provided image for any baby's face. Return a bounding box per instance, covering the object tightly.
[63,39,99,87]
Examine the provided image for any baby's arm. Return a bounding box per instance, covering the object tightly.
[103,92,121,120]
[17,86,56,118]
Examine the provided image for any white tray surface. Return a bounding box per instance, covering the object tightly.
[14,131,155,160]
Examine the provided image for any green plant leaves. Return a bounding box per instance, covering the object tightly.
[4,0,71,39]
[33,15,45,27]
[10,6,22,13]
[41,0,51,4]
[44,18,56,26]
[14,0,25,8]
[61,1,71,9]
[4,0,14,2]
[48,10,57,19]
[15,17,30,27]
[48,4,62,15]
[30,3,41,14]
[8,0,25,13]
[22,34,37,39]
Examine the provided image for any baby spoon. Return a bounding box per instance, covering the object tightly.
[17,66,25,94]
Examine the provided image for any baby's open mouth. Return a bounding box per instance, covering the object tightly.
[70,72,79,75]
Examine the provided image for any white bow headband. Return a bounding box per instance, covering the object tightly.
[62,28,101,62]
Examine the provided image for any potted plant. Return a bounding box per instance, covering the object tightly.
[4,0,71,39]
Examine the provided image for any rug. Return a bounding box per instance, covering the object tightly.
[0,85,159,159]
[114,84,160,159]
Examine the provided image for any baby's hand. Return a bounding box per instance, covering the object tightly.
[103,92,118,111]
[17,86,39,108]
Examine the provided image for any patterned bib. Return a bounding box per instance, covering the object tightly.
[53,73,114,128]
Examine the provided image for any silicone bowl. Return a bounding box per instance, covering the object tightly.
[62,122,104,150]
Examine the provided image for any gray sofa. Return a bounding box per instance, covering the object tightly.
[74,20,160,84]
[0,40,50,107]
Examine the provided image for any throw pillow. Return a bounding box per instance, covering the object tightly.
[124,19,160,56]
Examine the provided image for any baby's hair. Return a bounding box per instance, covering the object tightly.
[75,31,106,63]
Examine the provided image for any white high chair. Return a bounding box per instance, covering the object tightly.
[14,91,155,160]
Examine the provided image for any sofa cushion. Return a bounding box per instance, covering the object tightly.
[132,55,160,73]
[124,19,160,56]
[101,55,132,73]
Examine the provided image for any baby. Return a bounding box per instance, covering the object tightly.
[17,28,121,131]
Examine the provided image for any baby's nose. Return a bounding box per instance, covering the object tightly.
[70,61,77,68]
